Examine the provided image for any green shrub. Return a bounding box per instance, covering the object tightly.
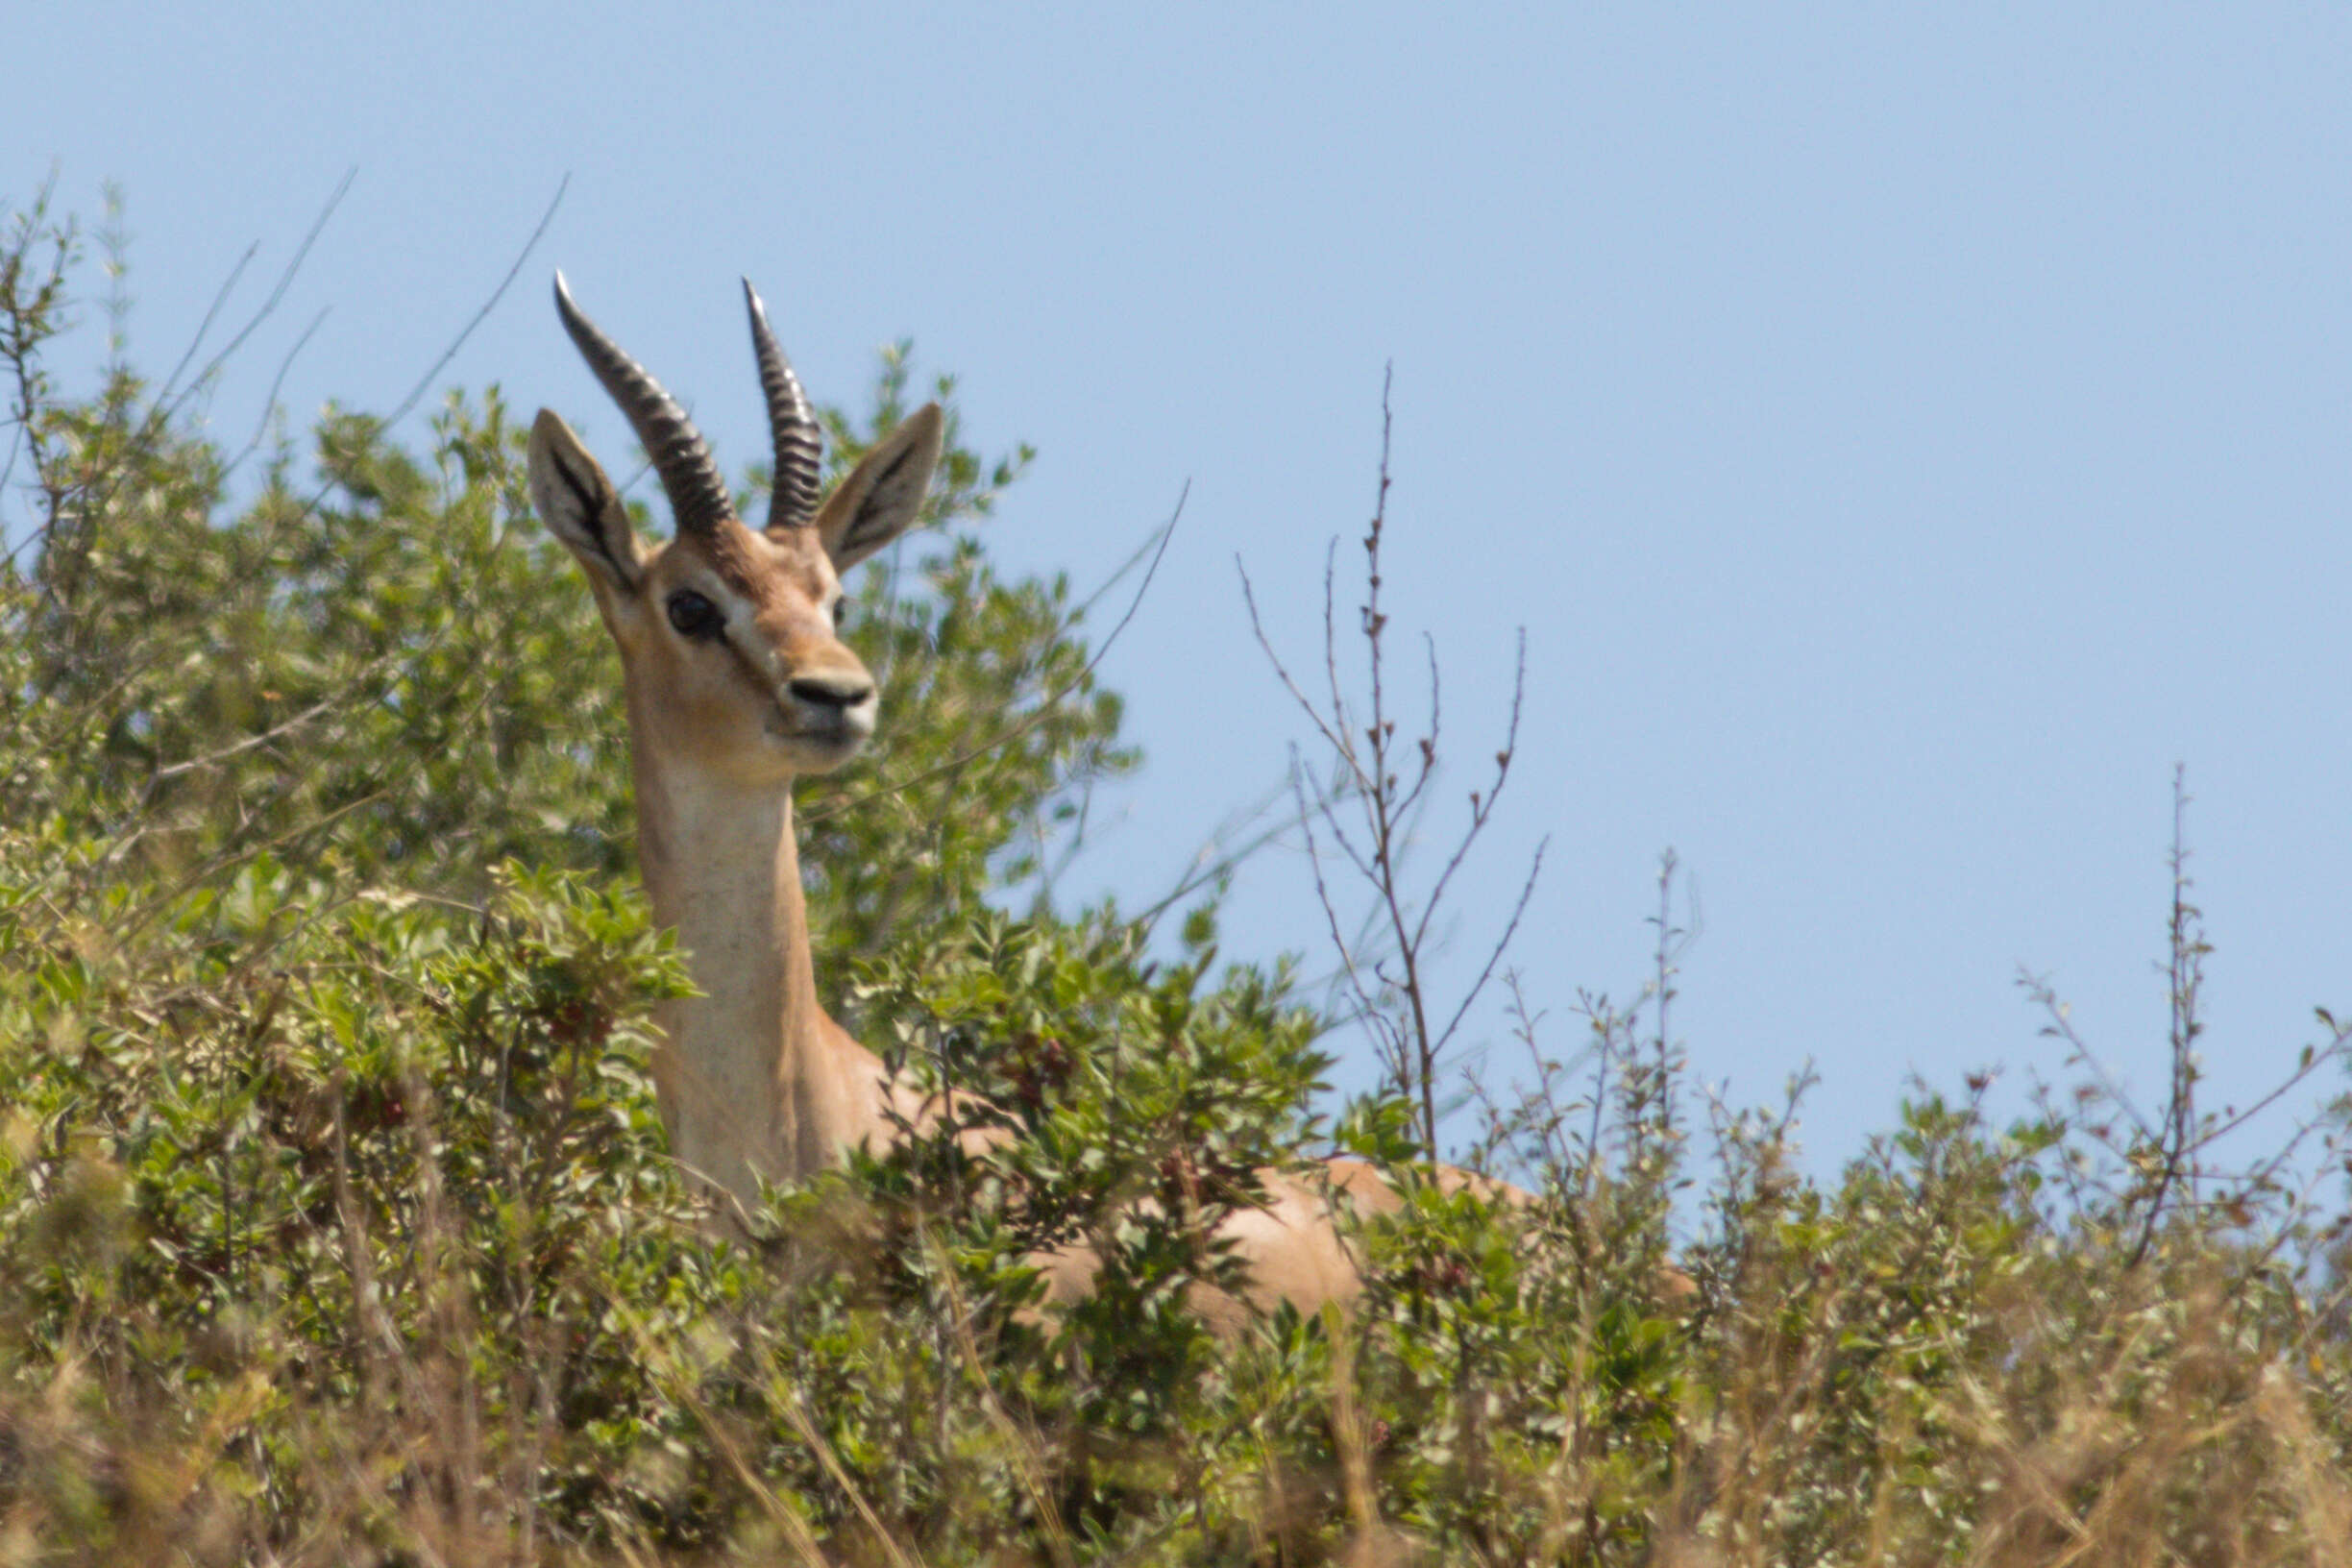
[3,184,2350,1566]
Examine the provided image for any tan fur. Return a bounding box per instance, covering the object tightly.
[528,355,1651,1333]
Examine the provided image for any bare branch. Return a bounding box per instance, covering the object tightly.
[157,166,355,429]
[1432,836,1548,1064]
[806,482,1184,823]
[225,304,330,476]
[1240,366,1544,1159]
[155,239,258,408]
[381,174,568,431]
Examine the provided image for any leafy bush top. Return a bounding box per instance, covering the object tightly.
[2,184,2350,1566]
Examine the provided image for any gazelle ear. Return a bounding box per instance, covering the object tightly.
[810,403,944,572]
[528,409,645,593]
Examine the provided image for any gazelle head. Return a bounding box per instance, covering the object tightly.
[527,274,943,785]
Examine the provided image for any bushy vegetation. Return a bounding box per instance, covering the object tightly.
[4,186,2352,1565]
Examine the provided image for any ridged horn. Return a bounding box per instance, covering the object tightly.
[551,271,732,537]
[742,279,824,529]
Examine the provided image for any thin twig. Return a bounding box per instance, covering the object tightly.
[804,482,1184,822]
[225,304,331,476]
[380,174,568,432]
[154,239,258,408]
[157,168,355,429]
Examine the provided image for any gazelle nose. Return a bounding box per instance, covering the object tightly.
[788,674,874,711]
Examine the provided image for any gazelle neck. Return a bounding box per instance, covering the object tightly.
[629,721,865,1202]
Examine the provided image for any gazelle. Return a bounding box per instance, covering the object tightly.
[527,276,1547,1331]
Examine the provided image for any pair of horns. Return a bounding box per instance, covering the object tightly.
[551,271,825,534]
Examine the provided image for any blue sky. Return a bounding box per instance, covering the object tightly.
[17,4,2352,1179]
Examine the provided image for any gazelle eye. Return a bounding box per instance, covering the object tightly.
[830,597,849,630]
[666,590,723,640]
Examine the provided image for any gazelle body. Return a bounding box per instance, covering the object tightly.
[527,276,1539,1329]
[527,275,981,1196]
